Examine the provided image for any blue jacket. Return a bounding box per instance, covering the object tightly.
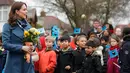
[2,20,34,73]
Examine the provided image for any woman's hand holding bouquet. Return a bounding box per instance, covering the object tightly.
[23,28,40,63]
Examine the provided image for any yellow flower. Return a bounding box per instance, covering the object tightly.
[24,35,27,37]
[37,31,40,35]
[33,32,37,35]
[35,31,40,35]
[33,30,40,35]
[23,28,40,44]
[24,31,29,37]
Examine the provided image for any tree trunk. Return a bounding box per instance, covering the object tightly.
[104,0,111,24]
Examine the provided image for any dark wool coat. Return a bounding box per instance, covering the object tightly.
[76,54,102,73]
[55,48,73,73]
[119,35,130,73]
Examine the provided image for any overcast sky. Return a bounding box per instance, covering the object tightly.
[15,0,130,26]
[15,0,69,24]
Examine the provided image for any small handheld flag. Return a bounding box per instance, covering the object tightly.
[102,26,107,31]
[38,28,45,35]
[109,49,118,58]
[74,28,81,34]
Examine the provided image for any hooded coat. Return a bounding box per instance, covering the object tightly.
[119,34,130,73]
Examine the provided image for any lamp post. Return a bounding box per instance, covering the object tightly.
[81,14,86,32]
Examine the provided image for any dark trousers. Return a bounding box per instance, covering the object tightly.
[35,71,39,73]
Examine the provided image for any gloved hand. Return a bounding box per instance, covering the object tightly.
[22,46,31,53]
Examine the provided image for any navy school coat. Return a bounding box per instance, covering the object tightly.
[2,21,35,73]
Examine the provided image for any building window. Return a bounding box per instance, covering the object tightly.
[0,5,8,21]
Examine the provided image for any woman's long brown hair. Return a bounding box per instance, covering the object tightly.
[8,2,27,26]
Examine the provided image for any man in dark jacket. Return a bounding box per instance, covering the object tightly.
[119,27,130,73]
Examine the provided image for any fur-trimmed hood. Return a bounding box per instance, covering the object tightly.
[92,46,104,66]
[95,46,103,56]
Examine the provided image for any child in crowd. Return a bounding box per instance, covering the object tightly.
[75,40,102,73]
[96,26,103,38]
[0,33,4,72]
[72,35,87,73]
[70,33,79,50]
[39,36,57,73]
[101,36,110,58]
[103,30,111,37]
[101,36,109,49]
[55,35,73,73]
[93,38,104,66]
[34,33,46,73]
[54,38,61,51]
[70,33,87,50]
[115,27,123,41]
[0,33,7,73]
[104,23,114,34]
[107,34,120,73]
[100,36,109,73]
[88,32,97,40]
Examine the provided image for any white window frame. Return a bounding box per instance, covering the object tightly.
[0,5,9,22]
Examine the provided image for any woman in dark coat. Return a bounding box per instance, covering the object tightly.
[2,2,34,73]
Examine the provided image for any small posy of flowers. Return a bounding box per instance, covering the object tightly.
[24,28,40,44]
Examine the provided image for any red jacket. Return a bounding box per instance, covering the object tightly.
[107,45,120,73]
[34,48,43,71]
[39,50,57,73]
[70,40,76,50]
[34,36,46,71]
[39,36,46,51]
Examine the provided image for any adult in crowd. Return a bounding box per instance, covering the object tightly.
[119,27,130,73]
[2,2,34,73]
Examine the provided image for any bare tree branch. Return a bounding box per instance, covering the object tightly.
[38,0,130,31]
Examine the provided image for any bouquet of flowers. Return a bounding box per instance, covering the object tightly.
[24,28,40,63]
[24,28,40,44]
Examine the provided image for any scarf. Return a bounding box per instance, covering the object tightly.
[110,45,119,50]
[17,19,27,28]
